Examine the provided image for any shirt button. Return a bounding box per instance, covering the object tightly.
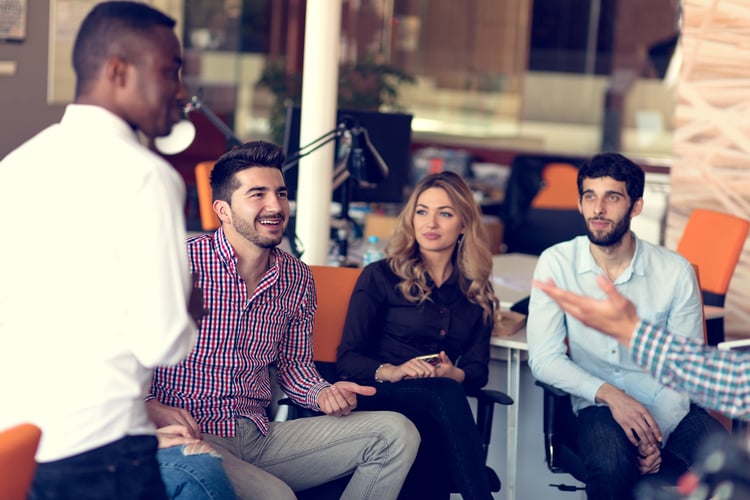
[440,308,447,315]
[439,329,447,336]
[611,349,616,354]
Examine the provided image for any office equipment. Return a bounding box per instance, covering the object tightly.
[282,106,413,204]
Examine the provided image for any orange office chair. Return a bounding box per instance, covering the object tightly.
[531,162,581,210]
[309,265,363,381]
[501,155,587,255]
[195,161,220,231]
[0,423,42,500]
[676,208,749,345]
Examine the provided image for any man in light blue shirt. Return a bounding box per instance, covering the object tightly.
[527,153,724,500]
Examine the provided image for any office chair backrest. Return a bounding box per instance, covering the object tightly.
[0,423,42,500]
[676,208,749,301]
[691,263,708,344]
[310,266,362,365]
[531,162,580,209]
[195,161,220,231]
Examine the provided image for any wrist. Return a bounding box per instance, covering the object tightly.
[374,363,389,383]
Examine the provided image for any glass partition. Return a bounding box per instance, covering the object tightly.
[180,0,680,160]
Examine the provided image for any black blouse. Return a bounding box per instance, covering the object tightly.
[336,259,491,392]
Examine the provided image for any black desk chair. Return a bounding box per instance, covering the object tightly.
[535,381,586,481]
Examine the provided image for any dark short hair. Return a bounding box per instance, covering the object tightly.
[577,152,645,202]
[210,141,286,202]
[72,2,175,96]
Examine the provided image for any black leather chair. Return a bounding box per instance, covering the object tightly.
[535,380,587,484]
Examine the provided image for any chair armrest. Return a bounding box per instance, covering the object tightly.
[277,397,325,419]
[535,380,568,398]
[467,388,513,463]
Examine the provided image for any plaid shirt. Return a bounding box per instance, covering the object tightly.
[632,320,750,420]
[150,227,329,436]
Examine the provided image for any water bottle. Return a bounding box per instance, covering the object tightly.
[362,235,385,266]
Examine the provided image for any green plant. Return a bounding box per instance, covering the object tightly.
[257,58,415,144]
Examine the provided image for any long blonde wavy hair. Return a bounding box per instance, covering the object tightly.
[386,171,499,323]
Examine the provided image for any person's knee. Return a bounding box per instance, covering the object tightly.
[378,411,420,461]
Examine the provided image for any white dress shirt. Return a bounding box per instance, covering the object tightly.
[0,105,196,461]
[527,234,703,441]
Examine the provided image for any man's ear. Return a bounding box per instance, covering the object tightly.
[629,197,644,218]
[104,57,130,88]
[213,200,231,225]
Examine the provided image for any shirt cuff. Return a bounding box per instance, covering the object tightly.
[307,381,332,411]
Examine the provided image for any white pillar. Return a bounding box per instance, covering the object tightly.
[296,0,342,265]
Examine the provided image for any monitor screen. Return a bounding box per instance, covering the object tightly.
[282,106,413,204]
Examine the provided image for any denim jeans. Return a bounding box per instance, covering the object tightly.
[158,445,236,499]
[202,410,419,500]
[577,403,726,500]
[30,435,167,500]
[355,377,493,500]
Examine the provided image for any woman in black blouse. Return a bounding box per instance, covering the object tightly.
[337,171,499,500]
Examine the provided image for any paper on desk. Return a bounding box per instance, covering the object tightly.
[492,311,526,337]
[492,275,532,291]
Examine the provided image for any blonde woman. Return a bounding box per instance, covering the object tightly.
[337,171,499,500]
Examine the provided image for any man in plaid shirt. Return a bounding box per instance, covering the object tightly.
[147,141,419,499]
[535,275,750,421]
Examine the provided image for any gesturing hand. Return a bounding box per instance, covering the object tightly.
[317,381,376,416]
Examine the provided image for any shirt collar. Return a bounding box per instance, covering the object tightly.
[212,225,280,277]
[576,231,644,281]
[61,104,140,145]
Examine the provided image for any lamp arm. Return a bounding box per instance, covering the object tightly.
[186,96,242,149]
[282,123,347,173]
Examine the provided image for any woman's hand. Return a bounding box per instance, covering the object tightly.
[434,351,465,383]
[377,352,464,383]
[377,357,437,382]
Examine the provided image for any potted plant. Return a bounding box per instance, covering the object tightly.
[257,58,415,145]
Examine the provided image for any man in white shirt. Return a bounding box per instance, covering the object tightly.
[527,153,724,499]
[0,2,197,497]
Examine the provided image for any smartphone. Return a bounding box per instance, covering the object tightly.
[416,353,440,366]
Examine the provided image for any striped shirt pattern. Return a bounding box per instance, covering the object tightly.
[150,227,329,436]
[632,320,750,420]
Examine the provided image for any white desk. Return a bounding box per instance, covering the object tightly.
[490,254,535,500]
[492,253,538,309]
[490,329,527,500]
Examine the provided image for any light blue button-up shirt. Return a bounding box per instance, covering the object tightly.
[527,234,703,441]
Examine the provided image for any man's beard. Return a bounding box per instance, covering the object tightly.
[233,210,286,249]
[586,212,631,247]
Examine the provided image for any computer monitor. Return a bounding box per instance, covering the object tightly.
[282,106,413,204]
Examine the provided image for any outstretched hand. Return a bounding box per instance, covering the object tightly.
[317,381,376,416]
[533,274,640,345]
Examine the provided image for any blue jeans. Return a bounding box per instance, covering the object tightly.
[30,435,167,500]
[577,403,726,500]
[158,445,236,499]
[355,377,493,500]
